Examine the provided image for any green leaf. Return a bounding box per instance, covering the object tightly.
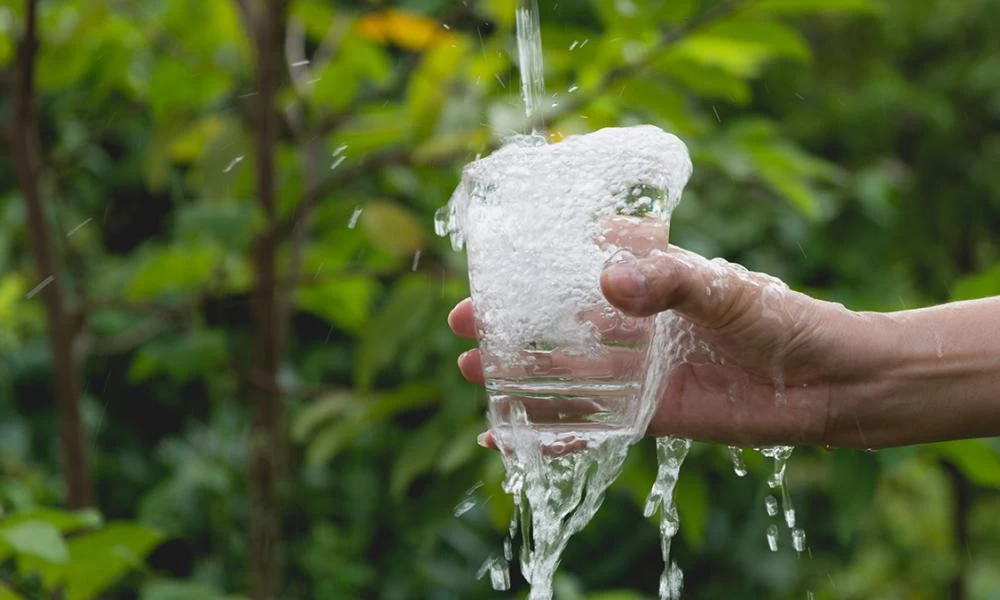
[127,330,228,383]
[951,264,1000,300]
[53,523,163,600]
[0,584,20,600]
[928,440,1000,488]
[751,0,880,15]
[291,392,354,443]
[141,579,244,600]
[360,201,425,258]
[300,384,439,465]
[355,276,437,390]
[407,40,468,140]
[296,275,378,333]
[831,450,879,543]
[0,521,69,564]
[147,56,230,120]
[1,508,102,534]
[126,244,224,300]
[391,420,447,497]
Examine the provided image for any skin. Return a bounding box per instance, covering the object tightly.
[449,246,1000,449]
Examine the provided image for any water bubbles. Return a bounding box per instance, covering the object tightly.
[223,155,244,173]
[728,446,747,477]
[766,524,779,552]
[792,528,806,554]
[347,206,363,229]
[765,495,778,517]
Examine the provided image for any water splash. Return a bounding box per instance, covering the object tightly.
[477,555,511,591]
[761,445,796,529]
[645,437,692,600]
[728,446,748,477]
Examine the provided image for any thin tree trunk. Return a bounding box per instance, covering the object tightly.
[241,1,289,598]
[10,0,92,509]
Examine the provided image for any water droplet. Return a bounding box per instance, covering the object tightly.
[568,84,579,93]
[477,556,510,591]
[792,528,806,554]
[223,155,244,173]
[765,495,778,517]
[569,40,578,51]
[25,275,55,299]
[766,524,779,552]
[290,59,310,67]
[411,250,422,271]
[347,206,363,229]
[453,482,483,517]
[443,23,451,30]
[66,218,92,237]
[330,155,346,171]
[728,446,747,477]
[785,506,796,529]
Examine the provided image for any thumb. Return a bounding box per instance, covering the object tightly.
[600,249,741,327]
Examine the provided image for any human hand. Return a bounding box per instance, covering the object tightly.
[450,245,899,449]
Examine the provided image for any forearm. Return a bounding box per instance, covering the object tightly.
[827,297,1000,448]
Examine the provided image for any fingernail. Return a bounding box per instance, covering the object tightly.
[476,432,489,447]
[603,262,647,298]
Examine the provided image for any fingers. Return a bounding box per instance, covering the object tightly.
[458,349,484,385]
[448,298,477,339]
[600,216,670,255]
[600,247,749,328]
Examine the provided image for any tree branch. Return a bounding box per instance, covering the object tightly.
[11,0,93,509]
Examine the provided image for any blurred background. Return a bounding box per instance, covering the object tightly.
[1,0,999,598]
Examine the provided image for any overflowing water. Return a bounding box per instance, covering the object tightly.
[435,2,807,597]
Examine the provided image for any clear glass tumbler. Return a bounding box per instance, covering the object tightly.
[444,126,691,449]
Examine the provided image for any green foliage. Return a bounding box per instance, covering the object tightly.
[1,0,998,598]
[0,508,161,599]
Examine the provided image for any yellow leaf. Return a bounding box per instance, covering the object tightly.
[356,9,453,52]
